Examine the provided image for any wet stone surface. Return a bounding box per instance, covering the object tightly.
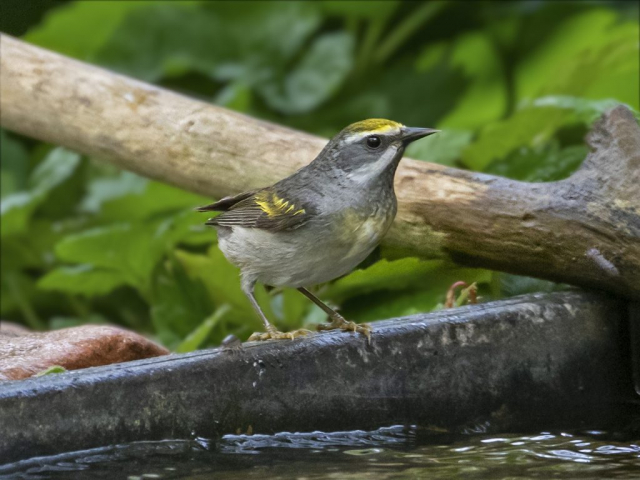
[0,292,634,462]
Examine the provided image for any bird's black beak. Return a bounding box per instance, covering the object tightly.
[401,127,439,145]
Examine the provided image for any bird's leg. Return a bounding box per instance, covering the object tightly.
[242,279,311,341]
[297,287,371,342]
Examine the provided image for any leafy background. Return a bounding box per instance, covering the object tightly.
[1,1,638,351]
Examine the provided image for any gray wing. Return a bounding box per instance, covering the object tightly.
[198,187,311,232]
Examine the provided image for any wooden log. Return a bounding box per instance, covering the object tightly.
[0,291,634,463]
[1,35,639,299]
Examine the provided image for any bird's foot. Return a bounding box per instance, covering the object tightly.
[248,327,312,342]
[317,316,371,343]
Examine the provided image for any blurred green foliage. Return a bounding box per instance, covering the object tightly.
[1,1,638,350]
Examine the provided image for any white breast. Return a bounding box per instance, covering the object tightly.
[217,210,394,288]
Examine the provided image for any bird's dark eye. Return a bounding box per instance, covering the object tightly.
[366,135,381,149]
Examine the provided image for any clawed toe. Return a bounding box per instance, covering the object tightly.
[317,317,371,343]
[248,328,312,342]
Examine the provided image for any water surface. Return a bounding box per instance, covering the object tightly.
[2,426,638,479]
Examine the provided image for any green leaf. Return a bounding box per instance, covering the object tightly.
[271,289,311,329]
[411,30,507,130]
[516,9,639,109]
[498,273,566,298]
[406,129,473,166]
[1,148,80,238]
[437,31,507,130]
[98,180,208,222]
[25,1,171,61]
[81,173,214,244]
[54,224,157,289]
[174,248,250,312]
[0,130,29,198]
[0,192,41,239]
[461,103,590,171]
[38,265,129,296]
[175,304,231,353]
[48,209,205,297]
[315,258,492,323]
[460,10,638,172]
[28,148,82,194]
[415,42,447,71]
[36,155,87,220]
[258,32,355,115]
[35,365,67,377]
[373,1,449,66]
[484,143,588,182]
[174,247,274,330]
[325,258,440,303]
[2,218,90,272]
[321,0,399,20]
[527,95,629,123]
[94,3,218,81]
[341,267,491,323]
[203,1,322,64]
[1,236,44,271]
[95,2,321,83]
[214,82,253,112]
[151,256,213,348]
[373,58,467,126]
[324,258,492,304]
[155,210,217,248]
[79,171,148,214]
[0,271,46,329]
[344,290,443,323]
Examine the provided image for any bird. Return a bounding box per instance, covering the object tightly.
[198,119,437,341]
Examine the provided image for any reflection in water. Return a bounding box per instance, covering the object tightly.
[1,426,638,479]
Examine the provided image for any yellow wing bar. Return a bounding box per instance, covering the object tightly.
[255,192,305,217]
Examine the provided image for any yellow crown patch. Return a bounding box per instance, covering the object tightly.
[344,119,403,135]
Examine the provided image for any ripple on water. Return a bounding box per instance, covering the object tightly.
[0,427,638,480]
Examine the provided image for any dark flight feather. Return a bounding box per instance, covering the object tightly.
[195,190,258,212]
[199,187,310,232]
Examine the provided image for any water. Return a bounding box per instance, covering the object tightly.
[1,426,638,479]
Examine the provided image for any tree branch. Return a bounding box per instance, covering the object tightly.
[1,35,638,298]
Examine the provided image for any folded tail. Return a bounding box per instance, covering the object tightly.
[195,190,258,212]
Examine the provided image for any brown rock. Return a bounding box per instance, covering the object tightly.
[0,324,169,381]
[0,321,30,337]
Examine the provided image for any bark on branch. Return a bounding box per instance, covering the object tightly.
[1,35,639,299]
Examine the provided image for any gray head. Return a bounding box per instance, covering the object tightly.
[310,119,438,185]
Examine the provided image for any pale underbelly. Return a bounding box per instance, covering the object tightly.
[217,215,392,288]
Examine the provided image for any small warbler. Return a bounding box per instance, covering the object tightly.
[198,119,437,341]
